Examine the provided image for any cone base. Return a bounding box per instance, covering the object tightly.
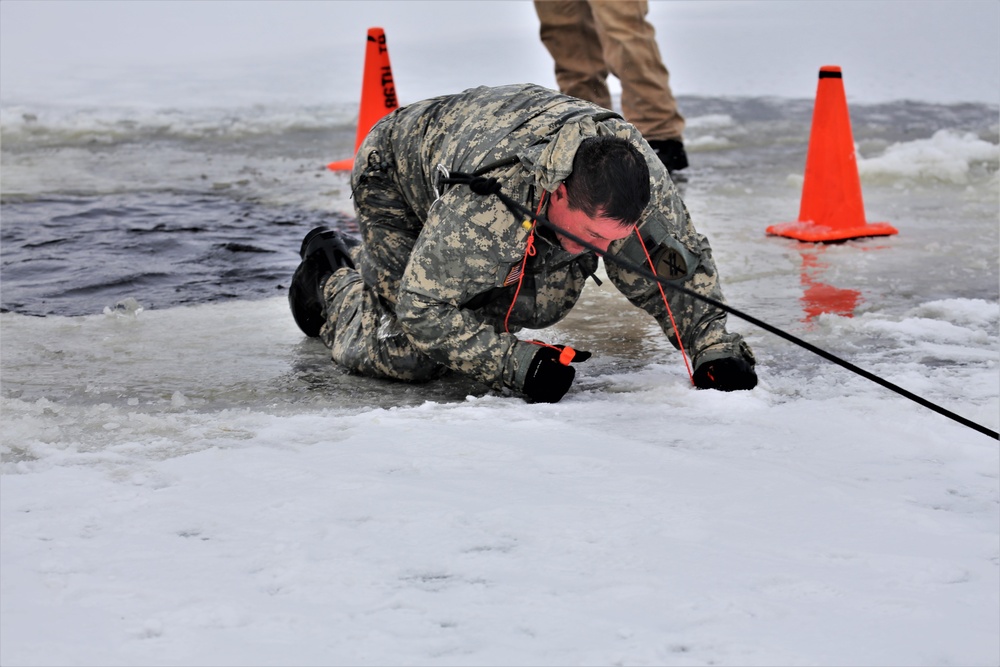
[766,221,899,243]
[326,157,355,172]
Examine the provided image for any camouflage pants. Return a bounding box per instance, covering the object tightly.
[319,268,447,382]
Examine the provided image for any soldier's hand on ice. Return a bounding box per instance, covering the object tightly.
[693,356,757,392]
[522,345,591,403]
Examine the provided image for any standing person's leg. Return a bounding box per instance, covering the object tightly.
[534,0,613,110]
[588,0,688,170]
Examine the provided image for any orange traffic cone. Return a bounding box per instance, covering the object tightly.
[327,27,399,172]
[767,66,898,242]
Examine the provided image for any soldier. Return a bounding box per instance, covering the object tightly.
[289,83,756,403]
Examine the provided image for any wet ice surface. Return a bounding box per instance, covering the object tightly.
[2,96,998,665]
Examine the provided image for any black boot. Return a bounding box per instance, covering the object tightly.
[288,227,357,337]
[648,138,689,175]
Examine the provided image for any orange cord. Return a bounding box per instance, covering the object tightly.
[504,193,579,367]
[503,193,546,334]
[633,225,694,385]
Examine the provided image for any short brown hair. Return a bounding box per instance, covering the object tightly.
[564,136,651,226]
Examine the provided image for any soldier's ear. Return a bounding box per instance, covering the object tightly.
[551,183,568,204]
[547,183,568,217]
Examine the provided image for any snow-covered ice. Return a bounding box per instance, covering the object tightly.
[2,1,998,665]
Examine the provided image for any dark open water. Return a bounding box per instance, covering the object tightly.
[0,193,355,316]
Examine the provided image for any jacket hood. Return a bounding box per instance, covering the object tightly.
[518,113,637,193]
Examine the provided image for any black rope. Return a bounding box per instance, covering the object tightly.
[440,172,999,441]
[467,176,503,197]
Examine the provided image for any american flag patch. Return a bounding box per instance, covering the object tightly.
[503,263,523,286]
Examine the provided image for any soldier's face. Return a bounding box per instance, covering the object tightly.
[548,184,632,255]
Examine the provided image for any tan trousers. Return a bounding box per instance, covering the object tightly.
[534,0,684,141]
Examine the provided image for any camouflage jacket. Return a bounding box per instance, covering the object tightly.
[351,84,751,392]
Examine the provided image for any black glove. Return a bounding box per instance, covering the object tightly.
[522,345,592,404]
[693,356,757,392]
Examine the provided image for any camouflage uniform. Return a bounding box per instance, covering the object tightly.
[319,84,753,394]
